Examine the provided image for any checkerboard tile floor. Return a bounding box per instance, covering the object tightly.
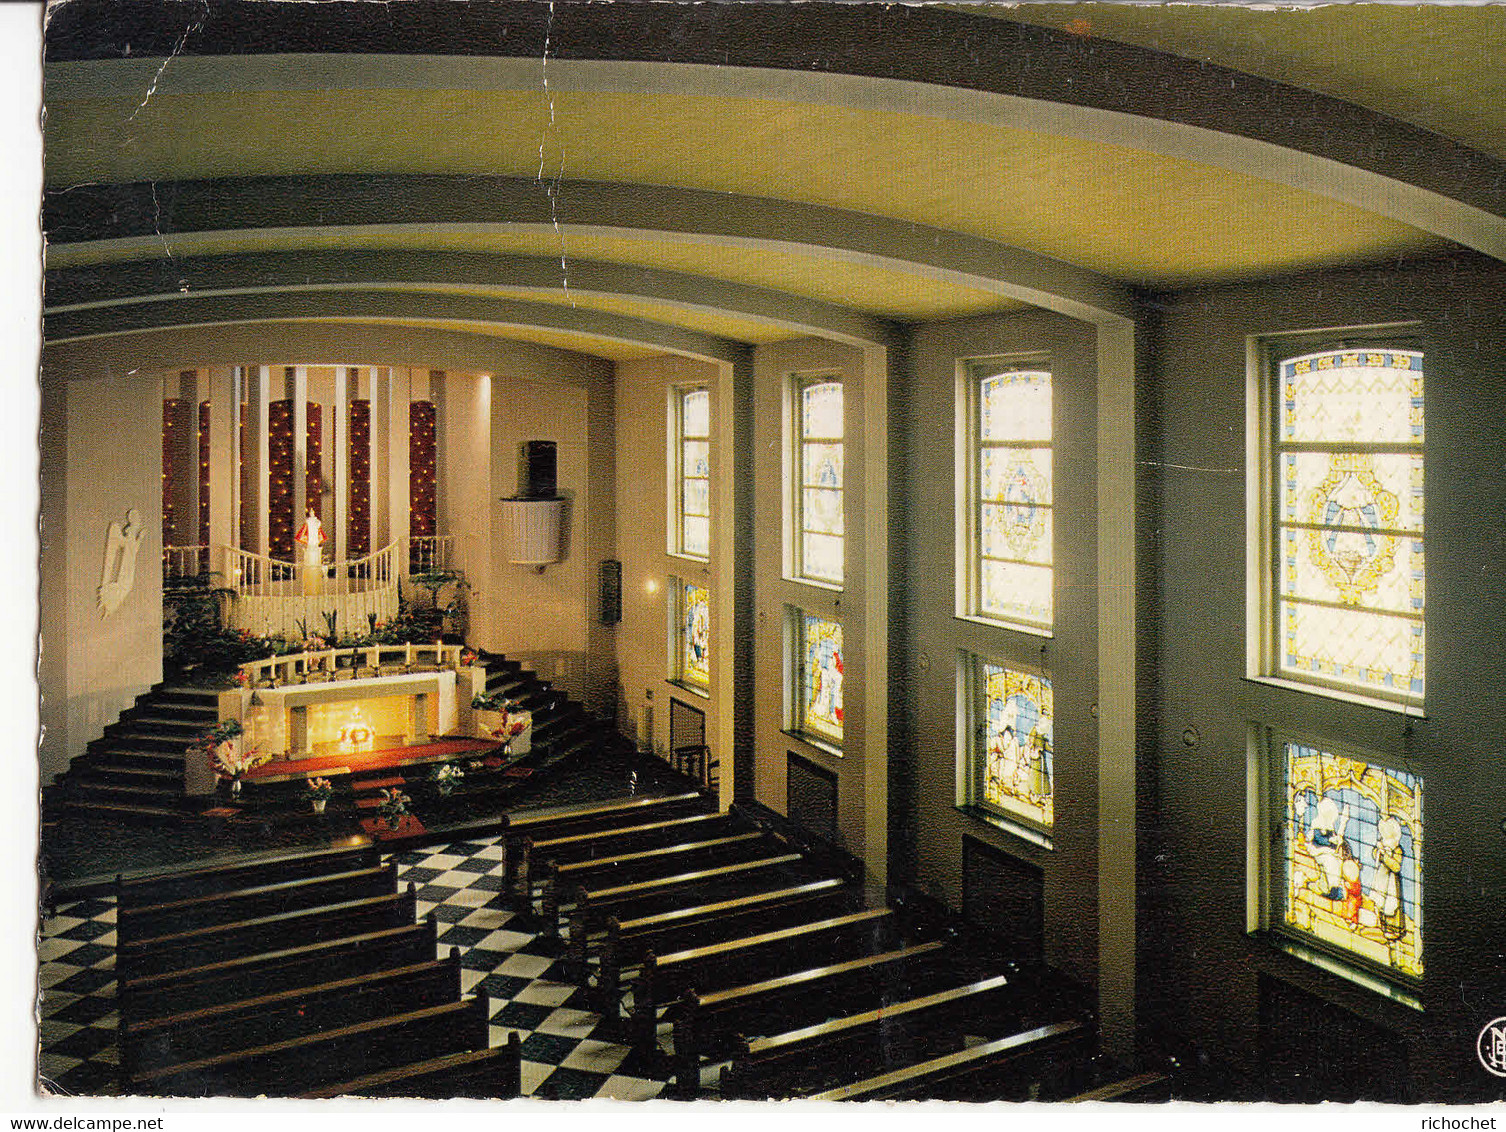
[36,837,671,1100]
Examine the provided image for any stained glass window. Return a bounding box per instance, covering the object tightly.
[975,659,1053,829]
[795,377,843,586]
[797,613,843,745]
[1273,348,1424,705]
[674,387,711,560]
[678,581,710,690]
[1280,740,1422,980]
[971,364,1052,632]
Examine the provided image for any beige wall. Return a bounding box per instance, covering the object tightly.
[1146,254,1506,1096]
[39,358,165,781]
[484,357,617,713]
[612,355,725,774]
[901,310,1102,985]
[751,337,884,874]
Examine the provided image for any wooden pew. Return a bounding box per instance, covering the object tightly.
[669,940,954,1093]
[594,878,858,1014]
[627,908,896,1051]
[303,1032,524,1099]
[128,993,491,1097]
[538,830,777,929]
[516,810,745,909]
[115,845,379,907]
[1066,1071,1171,1103]
[563,851,810,982]
[805,1019,1093,1101]
[718,973,1015,1098]
[117,862,398,941]
[499,790,714,902]
[118,918,439,1023]
[117,885,419,981]
[123,950,463,1078]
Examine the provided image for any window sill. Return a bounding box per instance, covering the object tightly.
[1248,930,1424,1013]
[668,680,710,701]
[782,729,843,760]
[667,552,710,568]
[1243,674,1426,719]
[783,574,844,594]
[955,804,1054,851]
[954,612,1053,640]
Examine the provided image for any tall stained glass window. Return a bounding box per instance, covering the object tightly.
[794,376,844,586]
[970,364,1052,632]
[973,659,1053,830]
[1279,740,1422,980]
[795,612,843,745]
[677,581,710,691]
[673,387,711,560]
[1272,347,1424,705]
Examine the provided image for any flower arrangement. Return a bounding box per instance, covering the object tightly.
[460,648,479,667]
[302,777,334,802]
[377,787,412,831]
[233,669,250,687]
[471,691,510,712]
[302,776,334,813]
[428,762,465,796]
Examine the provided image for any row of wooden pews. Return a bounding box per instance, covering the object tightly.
[113,843,521,1098]
[495,794,1106,1100]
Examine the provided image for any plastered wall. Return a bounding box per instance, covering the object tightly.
[1145,253,1506,1098]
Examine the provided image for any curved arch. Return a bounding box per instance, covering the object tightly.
[44,175,1137,324]
[45,249,895,347]
[43,288,746,364]
[42,1,1506,261]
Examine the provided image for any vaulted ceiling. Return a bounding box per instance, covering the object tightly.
[41,0,1506,363]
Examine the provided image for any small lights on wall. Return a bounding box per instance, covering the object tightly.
[268,399,295,561]
[197,401,211,571]
[306,403,323,523]
[348,400,371,557]
[409,399,437,538]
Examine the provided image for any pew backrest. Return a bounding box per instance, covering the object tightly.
[116,845,379,907]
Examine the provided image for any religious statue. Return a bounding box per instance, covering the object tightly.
[294,508,326,596]
[97,507,145,617]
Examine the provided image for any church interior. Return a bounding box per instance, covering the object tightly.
[34,0,1506,1104]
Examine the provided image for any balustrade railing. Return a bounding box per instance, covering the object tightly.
[407,534,456,575]
[162,544,211,581]
[237,641,470,688]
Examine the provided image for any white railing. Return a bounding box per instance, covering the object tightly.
[163,544,210,581]
[407,534,456,575]
[223,541,400,639]
[237,641,469,687]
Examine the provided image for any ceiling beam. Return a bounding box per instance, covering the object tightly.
[44,174,1137,325]
[41,1,1506,261]
[44,249,896,347]
[42,289,746,364]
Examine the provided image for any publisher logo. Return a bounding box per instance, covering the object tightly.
[1479,1017,1506,1077]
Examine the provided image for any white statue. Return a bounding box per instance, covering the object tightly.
[97,507,145,617]
[295,509,326,596]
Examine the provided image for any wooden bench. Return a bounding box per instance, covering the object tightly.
[516,810,745,909]
[123,951,463,1078]
[127,993,491,1097]
[805,1019,1093,1101]
[116,885,419,981]
[302,1032,523,1099]
[563,851,810,982]
[117,862,399,941]
[118,918,439,1023]
[1066,1070,1171,1103]
[718,972,1016,1098]
[115,845,379,907]
[538,830,778,930]
[669,940,955,1093]
[627,908,896,1051]
[499,790,714,902]
[594,877,858,1014]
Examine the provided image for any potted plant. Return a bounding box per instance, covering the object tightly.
[428,761,464,797]
[376,787,412,831]
[302,777,334,814]
[203,721,269,799]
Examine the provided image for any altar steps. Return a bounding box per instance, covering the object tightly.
[51,684,215,823]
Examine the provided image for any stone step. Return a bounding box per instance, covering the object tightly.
[81,764,184,786]
[65,799,194,823]
[87,747,185,770]
[71,780,184,800]
[112,716,207,736]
